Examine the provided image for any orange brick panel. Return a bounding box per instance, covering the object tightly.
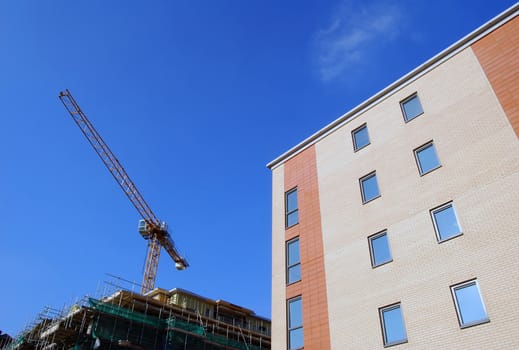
[284,145,331,350]
[472,16,519,138]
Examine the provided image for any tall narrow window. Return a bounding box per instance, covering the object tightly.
[414,141,441,175]
[286,238,301,284]
[451,279,489,328]
[401,93,424,122]
[368,231,392,267]
[352,123,370,151]
[360,171,380,204]
[285,188,298,228]
[287,297,303,350]
[431,202,462,242]
[379,303,407,347]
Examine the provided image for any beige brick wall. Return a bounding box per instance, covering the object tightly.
[315,46,519,349]
[271,164,287,349]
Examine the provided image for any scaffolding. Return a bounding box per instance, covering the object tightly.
[2,279,270,350]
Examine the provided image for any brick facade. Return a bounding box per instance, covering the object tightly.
[269,6,519,350]
[284,145,331,350]
[472,15,519,138]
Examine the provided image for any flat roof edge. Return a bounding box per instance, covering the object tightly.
[267,3,519,170]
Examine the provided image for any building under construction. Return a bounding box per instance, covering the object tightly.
[2,282,270,350]
[3,91,269,350]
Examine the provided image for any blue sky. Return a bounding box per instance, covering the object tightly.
[0,0,516,335]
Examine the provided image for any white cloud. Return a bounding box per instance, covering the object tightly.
[315,1,403,82]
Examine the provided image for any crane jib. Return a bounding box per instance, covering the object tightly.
[58,89,188,294]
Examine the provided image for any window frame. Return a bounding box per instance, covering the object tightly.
[400,93,424,123]
[379,302,408,347]
[352,123,370,152]
[286,237,301,285]
[414,141,441,176]
[368,230,393,268]
[287,296,304,350]
[359,171,381,204]
[430,201,463,243]
[450,279,489,329]
[285,187,299,228]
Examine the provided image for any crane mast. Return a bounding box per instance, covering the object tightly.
[59,89,188,294]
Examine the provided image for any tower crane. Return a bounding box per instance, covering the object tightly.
[59,89,188,295]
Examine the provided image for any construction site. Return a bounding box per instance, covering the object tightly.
[0,277,270,350]
[0,90,271,350]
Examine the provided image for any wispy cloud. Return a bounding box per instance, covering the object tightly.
[314,1,404,82]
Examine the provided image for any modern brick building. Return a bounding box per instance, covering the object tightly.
[268,4,519,349]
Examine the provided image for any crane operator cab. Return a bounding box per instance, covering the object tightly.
[139,219,187,271]
[139,220,170,237]
[138,219,152,239]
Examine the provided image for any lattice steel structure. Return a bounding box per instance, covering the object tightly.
[59,89,188,294]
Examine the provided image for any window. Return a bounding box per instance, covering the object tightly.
[451,280,489,328]
[401,93,423,122]
[286,238,301,284]
[287,297,303,350]
[414,141,441,175]
[379,303,407,347]
[352,123,370,151]
[285,188,298,228]
[368,231,392,267]
[431,202,462,242]
[360,171,380,203]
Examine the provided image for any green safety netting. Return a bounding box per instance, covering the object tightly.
[87,298,265,350]
[89,298,167,329]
